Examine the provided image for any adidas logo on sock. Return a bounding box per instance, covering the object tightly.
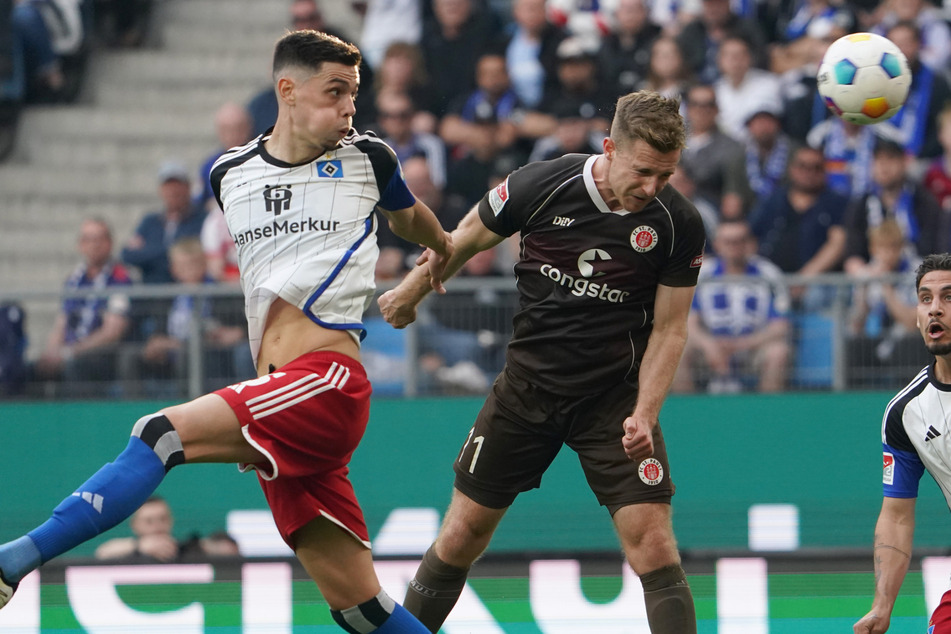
[925,426,943,442]
[72,491,104,513]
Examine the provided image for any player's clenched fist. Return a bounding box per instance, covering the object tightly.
[622,415,655,461]
[378,288,418,329]
[853,611,889,634]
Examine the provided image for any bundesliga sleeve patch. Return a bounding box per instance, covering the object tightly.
[488,177,510,216]
[883,452,894,485]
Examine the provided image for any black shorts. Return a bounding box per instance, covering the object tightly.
[453,366,675,512]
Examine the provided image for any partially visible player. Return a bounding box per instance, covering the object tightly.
[380,90,704,634]
[0,30,452,634]
[854,253,951,634]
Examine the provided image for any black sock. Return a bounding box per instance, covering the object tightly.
[640,564,697,634]
[403,545,470,633]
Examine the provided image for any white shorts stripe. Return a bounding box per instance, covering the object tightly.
[248,375,329,414]
[245,372,322,406]
[248,362,351,420]
[252,383,337,419]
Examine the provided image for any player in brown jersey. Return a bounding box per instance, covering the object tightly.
[379,90,706,633]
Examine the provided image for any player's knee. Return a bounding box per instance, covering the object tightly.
[131,413,185,472]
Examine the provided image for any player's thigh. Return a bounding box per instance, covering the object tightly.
[293,515,380,610]
[162,393,265,465]
[453,368,566,508]
[612,503,681,574]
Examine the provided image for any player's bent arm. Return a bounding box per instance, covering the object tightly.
[380,198,454,292]
[855,496,916,633]
[379,199,452,257]
[379,205,505,328]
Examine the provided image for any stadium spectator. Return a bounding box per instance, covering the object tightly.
[845,219,928,388]
[374,90,447,188]
[679,82,749,219]
[196,103,253,283]
[842,139,947,275]
[807,116,902,201]
[527,97,606,162]
[873,0,951,70]
[749,145,847,303]
[922,104,951,212]
[597,0,661,98]
[134,238,247,397]
[546,0,612,41]
[676,0,768,83]
[538,36,613,131]
[667,164,720,244]
[713,34,783,140]
[33,217,131,397]
[381,90,701,633]
[420,0,501,117]
[440,52,522,161]
[94,496,238,562]
[883,20,951,164]
[371,42,439,132]
[0,302,27,396]
[357,0,422,71]
[442,52,525,206]
[637,35,693,105]
[196,102,253,214]
[502,0,565,110]
[743,102,796,209]
[674,218,791,393]
[121,161,206,285]
[768,0,856,74]
[10,0,64,102]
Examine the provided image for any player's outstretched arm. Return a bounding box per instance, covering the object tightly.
[854,496,916,634]
[379,205,504,328]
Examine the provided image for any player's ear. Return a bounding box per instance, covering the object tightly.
[276,76,297,105]
[603,137,615,160]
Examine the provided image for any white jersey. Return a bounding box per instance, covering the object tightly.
[881,364,951,508]
[210,129,415,364]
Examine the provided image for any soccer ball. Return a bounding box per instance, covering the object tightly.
[817,32,911,125]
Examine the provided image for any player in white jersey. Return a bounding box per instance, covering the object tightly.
[855,253,951,634]
[0,30,451,634]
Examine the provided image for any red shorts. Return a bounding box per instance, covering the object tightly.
[931,589,951,632]
[215,351,372,548]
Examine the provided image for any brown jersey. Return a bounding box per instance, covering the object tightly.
[478,153,705,395]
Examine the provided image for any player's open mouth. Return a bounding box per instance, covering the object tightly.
[929,322,945,338]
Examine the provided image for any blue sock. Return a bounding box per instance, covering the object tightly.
[372,603,431,633]
[332,592,430,634]
[0,436,166,582]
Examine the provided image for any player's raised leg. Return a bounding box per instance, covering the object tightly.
[404,489,507,632]
[293,517,430,633]
[613,503,696,634]
[0,392,257,608]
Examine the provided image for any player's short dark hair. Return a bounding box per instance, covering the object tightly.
[610,90,686,153]
[272,30,361,81]
[916,253,951,290]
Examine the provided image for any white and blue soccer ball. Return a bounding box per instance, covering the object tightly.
[816,32,912,126]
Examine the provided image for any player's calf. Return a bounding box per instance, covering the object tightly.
[0,412,183,599]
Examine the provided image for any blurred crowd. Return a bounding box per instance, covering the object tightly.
[0,0,153,159]
[4,0,951,398]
